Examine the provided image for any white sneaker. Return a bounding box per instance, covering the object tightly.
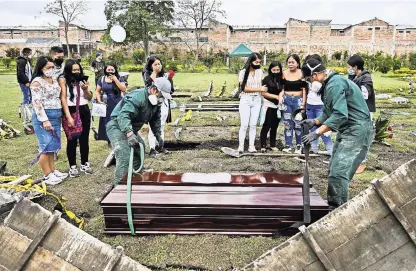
[248,146,257,153]
[282,146,292,153]
[80,162,94,174]
[237,145,244,153]
[43,173,62,186]
[54,169,68,180]
[261,148,266,153]
[68,166,80,178]
[270,147,279,152]
[295,144,303,154]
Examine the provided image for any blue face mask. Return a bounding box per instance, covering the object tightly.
[347,69,356,76]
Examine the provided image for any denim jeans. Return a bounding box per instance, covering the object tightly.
[19,83,32,104]
[283,94,303,147]
[306,104,333,153]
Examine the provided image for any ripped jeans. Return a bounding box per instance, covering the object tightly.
[282,94,303,147]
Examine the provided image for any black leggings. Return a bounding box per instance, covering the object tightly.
[66,104,91,167]
[260,107,281,148]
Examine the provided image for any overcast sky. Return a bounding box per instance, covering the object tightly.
[0,0,415,27]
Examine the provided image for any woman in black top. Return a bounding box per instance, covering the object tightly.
[260,61,284,152]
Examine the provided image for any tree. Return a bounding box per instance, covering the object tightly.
[104,0,174,61]
[409,52,416,70]
[176,0,226,60]
[5,48,20,58]
[44,0,88,55]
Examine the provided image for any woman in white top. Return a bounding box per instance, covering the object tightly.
[238,52,267,153]
[59,59,94,178]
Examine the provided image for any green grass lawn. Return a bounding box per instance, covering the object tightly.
[0,72,415,271]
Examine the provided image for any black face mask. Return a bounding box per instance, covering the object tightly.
[72,73,82,82]
[105,71,115,76]
[54,58,64,66]
[251,63,261,69]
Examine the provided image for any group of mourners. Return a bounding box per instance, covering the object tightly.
[17,44,375,208]
[237,52,375,207]
[17,46,174,187]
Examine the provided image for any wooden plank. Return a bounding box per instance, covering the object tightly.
[243,159,416,271]
[0,226,80,271]
[104,246,124,271]
[14,211,61,271]
[8,175,32,185]
[372,179,416,245]
[362,242,416,271]
[326,214,410,270]
[3,200,151,271]
[299,226,335,271]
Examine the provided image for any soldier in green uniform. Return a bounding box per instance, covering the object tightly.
[106,77,172,185]
[301,58,372,208]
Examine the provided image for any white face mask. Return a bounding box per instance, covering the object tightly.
[43,68,54,78]
[347,69,356,76]
[148,95,158,105]
[311,81,323,92]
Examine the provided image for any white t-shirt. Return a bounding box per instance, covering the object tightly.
[307,81,324,105]
[66,82,89,106]
[239,69,263,96]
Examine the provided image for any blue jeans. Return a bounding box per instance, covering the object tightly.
[306,104,333,153]
[19,84,32,104]
[283,94,303,147]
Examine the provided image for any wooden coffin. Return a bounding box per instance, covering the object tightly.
[101,172,329,236]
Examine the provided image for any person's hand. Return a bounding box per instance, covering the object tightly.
[127,133,140,147]
[301,119,316,128]
[25,83,30,87]
[67,116,75,128]
[278,96,284,104]
[80,81,89,91]
[43,120,52,131]
[302,131,320,145]
[260,86,267,92]
[98,100,106,105]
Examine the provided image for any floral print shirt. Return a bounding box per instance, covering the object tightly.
[30,76,62,122]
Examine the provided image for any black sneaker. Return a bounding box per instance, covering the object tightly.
[149,149,158,158]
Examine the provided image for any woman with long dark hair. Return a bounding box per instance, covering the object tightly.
[260,61,284,152]
[30,56,68,185]
[282,53,306,154]
[59,59,94,177]
[238,52,266,153]
[95,62,127,144]
[142,55,175,157]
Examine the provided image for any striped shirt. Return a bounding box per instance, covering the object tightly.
[239,69,264,96]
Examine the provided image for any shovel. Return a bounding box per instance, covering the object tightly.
[220,147,319,158]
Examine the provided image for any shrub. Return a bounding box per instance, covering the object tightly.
[331,67,347,74]
[1,57,12,68]
[132,49,145,64]
[108,50,127,66]
[165,60,179,72]
[120,64,143,72]
[5,47,20,58]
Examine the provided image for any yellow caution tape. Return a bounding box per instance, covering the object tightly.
[0,176,84,228]
[181,110,192,121]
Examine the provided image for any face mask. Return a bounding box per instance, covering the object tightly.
[27,55,33,60]
[347,69,356,76]
[148,95,158,105]
[54,58,64,66]
[270,71,280,77]
[72,73,82,81]
[251,63,261,69]
[43,68,54,78]
[105,71,115,76]
[311,81,323,92]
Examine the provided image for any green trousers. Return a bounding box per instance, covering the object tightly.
[106,120,145,185]
[327,122,372,207]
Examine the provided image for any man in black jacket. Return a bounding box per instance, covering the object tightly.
[16,47,33,133]
[347,55,375,174]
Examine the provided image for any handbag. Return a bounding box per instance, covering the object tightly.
[91,102,107,117]
[62,84,83,140]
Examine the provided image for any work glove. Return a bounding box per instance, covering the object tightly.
[302,131,320,145]
[301,119,316,129]
[156,138,169,154]
[127,133,140,147]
